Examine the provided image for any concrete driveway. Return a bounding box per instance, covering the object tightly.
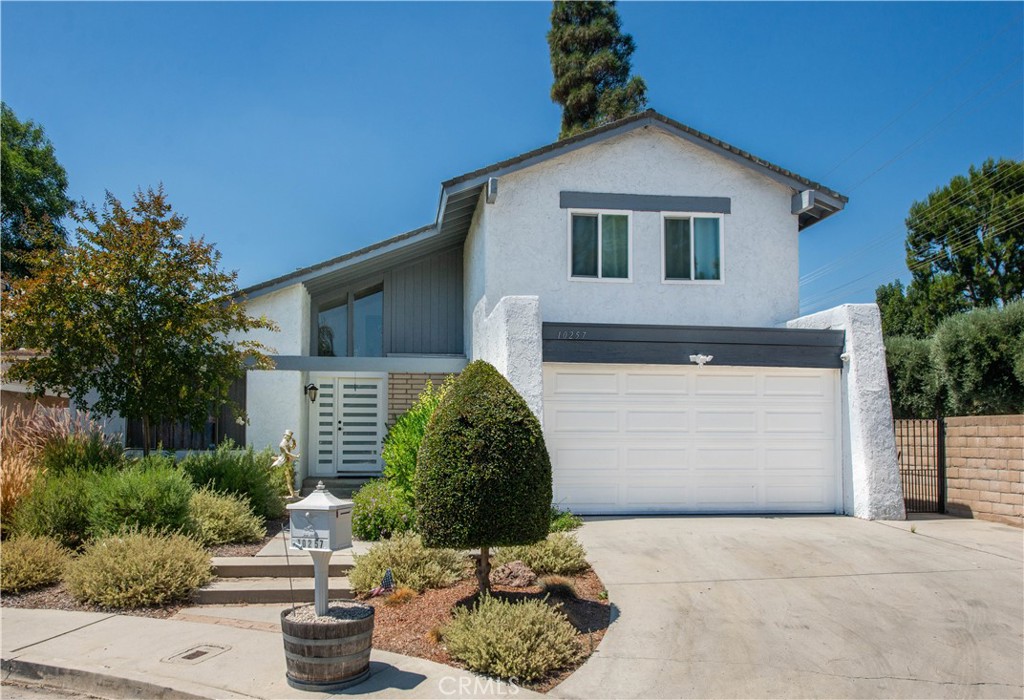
[552,515,1023,699]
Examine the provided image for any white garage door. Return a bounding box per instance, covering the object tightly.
[543,363,840,514]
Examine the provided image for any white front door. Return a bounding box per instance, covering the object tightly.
[308,372,387,476]
[543,363,841,514]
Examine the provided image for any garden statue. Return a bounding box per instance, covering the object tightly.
[272,429,299,497]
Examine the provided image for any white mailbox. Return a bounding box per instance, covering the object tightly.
[286,481,353,552]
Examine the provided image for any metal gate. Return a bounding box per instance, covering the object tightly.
[894,418,945,513]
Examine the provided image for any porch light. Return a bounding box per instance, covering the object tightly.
[304,383,318,403]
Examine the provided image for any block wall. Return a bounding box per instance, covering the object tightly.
[945,415,1023,527]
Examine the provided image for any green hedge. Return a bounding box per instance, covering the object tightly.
[88,462,194,537]
[179,442,287,520]
[381,379,448,506]
[351,479,417,541]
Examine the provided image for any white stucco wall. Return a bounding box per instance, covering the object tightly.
[788,304,905,520]
[463,190,489,357]
[246,369,307,490]
[471,295,543,421]
[236,284,311,356]
[473,126,800,329]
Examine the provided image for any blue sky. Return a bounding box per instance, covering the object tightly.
[2,2,1021,313]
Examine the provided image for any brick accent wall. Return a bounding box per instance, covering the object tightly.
[945,415,1023,527]
[387,373,455,425]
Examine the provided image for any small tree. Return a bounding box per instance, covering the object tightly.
[2,187,276,454]
[548,1,648,139]
[416,361,552,594]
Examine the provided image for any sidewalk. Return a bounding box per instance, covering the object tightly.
[1,607,538,699]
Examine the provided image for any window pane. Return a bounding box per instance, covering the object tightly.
[694,218,721,280]
[353,289,383,357]
[664,218,692,280]
[317,304,347,357]
[601,214,629,278]
[571,215,598,277]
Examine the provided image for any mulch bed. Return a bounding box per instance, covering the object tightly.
[1,581,183,619]
[362,567,612,693]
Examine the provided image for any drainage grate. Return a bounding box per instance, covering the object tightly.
[162,644,231,665]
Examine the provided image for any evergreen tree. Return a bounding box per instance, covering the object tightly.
[548,1,648,139]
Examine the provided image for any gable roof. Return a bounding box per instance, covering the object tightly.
[243,109,846,299]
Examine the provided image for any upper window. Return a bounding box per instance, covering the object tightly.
[569,211,631,281]
[663,215,723,282]
[317,286,383,357]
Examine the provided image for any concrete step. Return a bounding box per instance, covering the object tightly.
[196,576,354,605]
[300,477,371,499]
[212,555,352,578]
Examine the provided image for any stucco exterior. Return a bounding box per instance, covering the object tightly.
[788,304,906,520]
[469,127,800,328]
[238,284,311,356]
[245,369,307,490]
[471,295,543,420]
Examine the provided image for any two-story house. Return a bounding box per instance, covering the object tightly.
[229,110,905,520]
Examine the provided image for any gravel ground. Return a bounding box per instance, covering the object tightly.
[285,601,373,623]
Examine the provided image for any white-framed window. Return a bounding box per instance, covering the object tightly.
[662,213,724,283]
[567,210,632,282]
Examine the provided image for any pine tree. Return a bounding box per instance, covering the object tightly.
[548,1,648,139]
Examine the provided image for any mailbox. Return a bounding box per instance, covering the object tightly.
[286,481,353,552]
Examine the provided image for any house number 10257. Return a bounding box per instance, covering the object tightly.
[556,330,587,340]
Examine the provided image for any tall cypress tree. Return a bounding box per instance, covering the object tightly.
[548,1,648,139]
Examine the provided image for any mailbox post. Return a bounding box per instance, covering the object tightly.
[286,481,353,616]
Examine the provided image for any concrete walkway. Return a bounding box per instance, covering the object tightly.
[552,515,1024,699]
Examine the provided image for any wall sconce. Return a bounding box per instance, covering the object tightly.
[304,383,318,403]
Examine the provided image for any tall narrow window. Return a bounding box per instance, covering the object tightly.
[317,303,348,357]
[570,211,630,280]
[353,289,383,357]
[664,215,722,282]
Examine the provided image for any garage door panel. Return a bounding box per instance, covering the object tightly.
[695,410,758,433]
[543,363,839,515]
[763,374,832,398]
[624,447,688,469]
[554,447,619,471]
[551,371,619,396]
[694,373,757,396]
[625,409,688,432]
[549,408,619,432]
[623,372,689,395]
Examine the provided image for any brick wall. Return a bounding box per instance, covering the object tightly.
[387,373,455,425]
[945,415,1023,527]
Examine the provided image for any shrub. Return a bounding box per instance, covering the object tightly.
[933,301,1024,416]
[537,575,577,599]
[494,533,588,576]
[550,505,583,533]
[179,441,286,520]
[88,463,194,537]
[1,451,38,531]
[443,596,580,682]
[885,335,944,419]
[187,488,266,546]
[417,360,552,592]
[0,535,70,593]
[65,529,212,608]
[12,471,95,549]
[351,479,417,541]
[382,379,449,505]
[383,586,418,606]
[349,533,466,594]
[37,424,124,475]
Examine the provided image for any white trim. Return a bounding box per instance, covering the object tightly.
[660,212,726,285]
[566,209,634,284]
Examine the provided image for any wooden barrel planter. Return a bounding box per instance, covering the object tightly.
[280,603,375,691]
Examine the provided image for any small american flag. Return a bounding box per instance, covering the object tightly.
[369,568,395,597]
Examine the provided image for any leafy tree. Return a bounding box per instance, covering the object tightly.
[1,103,73,279]
[2,187,276,454]
[932,301,1024,416]
[416,361,552,594]
[548,1,647,139]
[883,335,944,418]
[877,158,1023,336]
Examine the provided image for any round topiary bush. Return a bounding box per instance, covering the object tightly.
[0,535,70,593]
[416,360,552,592]
[65,529,212,608]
